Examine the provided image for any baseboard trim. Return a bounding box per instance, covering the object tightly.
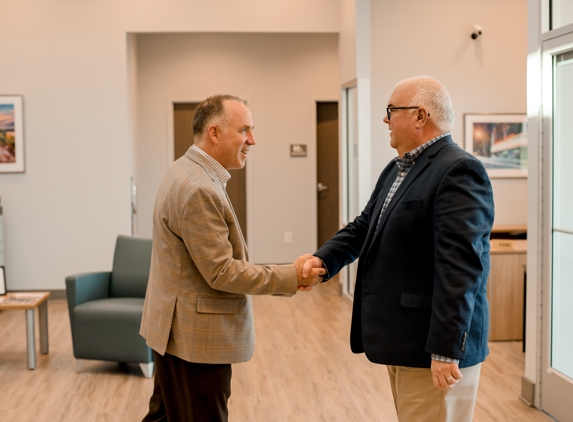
[520,376,535,407]
[48,289,67,300]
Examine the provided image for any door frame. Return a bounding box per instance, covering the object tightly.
[339,78,371,298]
[311,96,342,292]
[166,97,204,166]
[538,30,573,420]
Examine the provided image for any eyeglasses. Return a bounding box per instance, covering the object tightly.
[386,106,429,120]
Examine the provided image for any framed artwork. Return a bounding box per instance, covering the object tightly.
[0,96,25,173]
[464,113,527,178]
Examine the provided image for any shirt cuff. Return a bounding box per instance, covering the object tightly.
[431,354,459,364]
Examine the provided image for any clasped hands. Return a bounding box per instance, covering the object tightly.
[293,254,326,291]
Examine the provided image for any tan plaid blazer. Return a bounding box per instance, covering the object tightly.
[140,147,297,364]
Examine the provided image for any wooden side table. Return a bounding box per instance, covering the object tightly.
[0,292,50,369]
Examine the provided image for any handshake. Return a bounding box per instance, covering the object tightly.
[293,254,326,292]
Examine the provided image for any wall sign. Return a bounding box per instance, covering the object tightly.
[290,144,307,157]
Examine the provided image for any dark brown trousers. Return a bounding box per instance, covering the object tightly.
[142,351,232,422]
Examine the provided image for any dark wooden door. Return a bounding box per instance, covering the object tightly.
[316,102,339,249]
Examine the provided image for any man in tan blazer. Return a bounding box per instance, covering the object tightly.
[140,95,323,421]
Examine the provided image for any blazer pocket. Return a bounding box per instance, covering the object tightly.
[196,296,246,314]
[400,292,432,309]
[397,199,424,210]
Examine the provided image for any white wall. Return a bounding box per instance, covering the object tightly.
[135,33,339,263]
[339,0,358,84]
[339,0,371,84]
[0,0,529,290]
[370,0,528,227]
[338,0,372,213]
[0,0,339,290]
[0,15,134,291]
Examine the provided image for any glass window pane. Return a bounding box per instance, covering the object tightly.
[551,232,573,379]
[551,51,573,380]
[553,52,573,232]
[552,0,573,30]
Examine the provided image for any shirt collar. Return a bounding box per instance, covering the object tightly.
[395,132,450,169]
[192,144,231,188]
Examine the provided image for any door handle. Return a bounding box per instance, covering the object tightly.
[317,182,329,193]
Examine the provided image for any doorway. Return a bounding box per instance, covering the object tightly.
[173,103,248,241]
[316,102,339,250]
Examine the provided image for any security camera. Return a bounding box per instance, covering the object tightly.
[471,24,483,40]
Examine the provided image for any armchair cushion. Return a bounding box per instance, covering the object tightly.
[73,298,151,363]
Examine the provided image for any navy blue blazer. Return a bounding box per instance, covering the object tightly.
[315,136,494,368]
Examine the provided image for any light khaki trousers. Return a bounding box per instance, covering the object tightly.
[386,363,481,422]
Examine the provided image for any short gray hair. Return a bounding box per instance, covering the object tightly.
[399,76,454,132]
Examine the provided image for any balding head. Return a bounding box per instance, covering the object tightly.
[396,76,454,133]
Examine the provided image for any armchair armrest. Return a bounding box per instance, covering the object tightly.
[66,272,111,337]
[66,271,111,309]
[65,271,111,356]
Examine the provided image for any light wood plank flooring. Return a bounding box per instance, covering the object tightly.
[0,282,553,421]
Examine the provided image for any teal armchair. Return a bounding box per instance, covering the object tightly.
[65,235,154,378]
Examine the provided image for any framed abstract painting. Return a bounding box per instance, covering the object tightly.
[464,113,527,178]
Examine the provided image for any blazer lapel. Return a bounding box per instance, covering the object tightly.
[223,189,249,260]
[185,147,219,184]
[184,147,249,259]
[361,173,395,250]
[367,137,454,250]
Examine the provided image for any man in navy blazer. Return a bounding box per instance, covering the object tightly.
[304,76,494,421]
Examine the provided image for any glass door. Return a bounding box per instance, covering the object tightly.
[541,33,573,421]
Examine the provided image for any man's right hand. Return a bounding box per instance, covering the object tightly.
[293,254,326,290]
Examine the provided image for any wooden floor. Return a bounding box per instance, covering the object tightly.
[0,282,554,422]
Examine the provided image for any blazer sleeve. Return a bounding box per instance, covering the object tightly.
[425,156,494,359]
[179,183,297,296]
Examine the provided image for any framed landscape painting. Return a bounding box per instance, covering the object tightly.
[0,96,25,173]
[464,113,527,178]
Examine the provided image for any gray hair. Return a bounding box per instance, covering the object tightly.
[398,76,454,132]
[192,95,247,137]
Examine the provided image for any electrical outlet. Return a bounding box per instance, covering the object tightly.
[284,231,292,243]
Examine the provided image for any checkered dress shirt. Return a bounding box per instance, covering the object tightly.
[375,132,449,231]
[192,144,231,189]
